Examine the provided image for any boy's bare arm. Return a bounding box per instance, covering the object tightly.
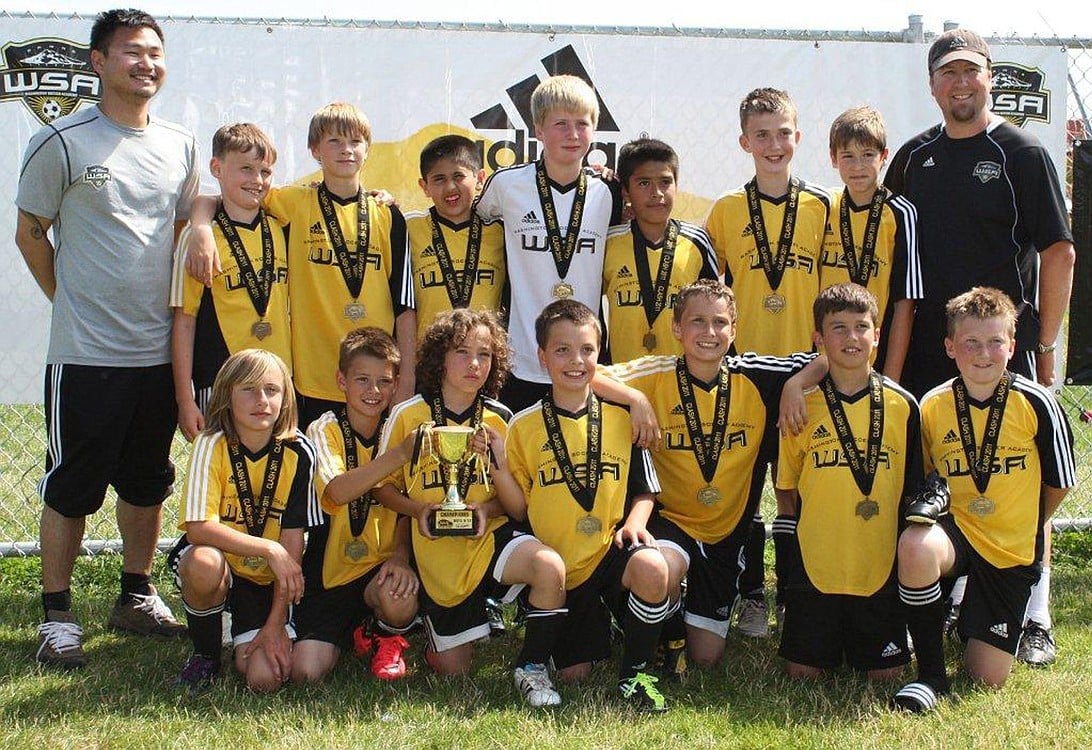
[320,427,419,506]
[616,493,656,548]
[591,371,661,450]
[171,310,203,442]
[778,354,828,436]
[15,209,56,300]
[1042,485,1070,519]
[393,310,417,405]
[881,299,915,383]
[183,195,221,285]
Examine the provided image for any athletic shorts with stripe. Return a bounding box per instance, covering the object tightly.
[293,565,385,649]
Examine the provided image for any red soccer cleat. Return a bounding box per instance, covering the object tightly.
[370,634,410,680]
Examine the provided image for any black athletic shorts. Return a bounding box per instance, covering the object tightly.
[293,565,383,649]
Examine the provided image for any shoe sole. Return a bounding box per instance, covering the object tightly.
[37,656,85,670]
[108,620,188,638]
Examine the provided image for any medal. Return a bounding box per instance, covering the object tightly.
[242,555,264,570]
[576,514,602,535]
[643,332,657,351]
[763,293,786,314]
[697,485,722,506]
[855,497,880,520]
[632,219,679,351]
[968,495,996,516]
[552,281,574,299]
[251,320,272,340]
[344,539,369,561]
[227,438,285,539]
[344,301,366,321]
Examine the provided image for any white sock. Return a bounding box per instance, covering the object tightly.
[1024,567,1052,629]
[948,575,967,606]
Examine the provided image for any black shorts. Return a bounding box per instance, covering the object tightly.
[939,514,1040,655]
[551,542,651,671]
[647,512,748,638]
[420,524,531,653]
[40,363,177,516]
[779,583,909,672]
[293,565,383,649]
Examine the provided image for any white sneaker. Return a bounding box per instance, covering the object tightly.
[514,663,561,707]
[736,598,770,638]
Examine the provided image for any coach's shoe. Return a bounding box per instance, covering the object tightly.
[1016,621,1056,667]
[514,663,561,707]
[656,639,688,683]
[890,680,946,714]
[371,634,410,680]
[904,472,951,525]
[736,598,770,638]
[486,597,507,637]
[108,586,187,638]
[37,610,85,670]
[176,653,220,696]
[619,672,668,713]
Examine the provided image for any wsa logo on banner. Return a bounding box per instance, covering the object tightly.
[990,62,1051,127]
[469,44,622,171]
[0,37,100,125]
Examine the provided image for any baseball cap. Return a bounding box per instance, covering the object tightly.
[928,29,991,73]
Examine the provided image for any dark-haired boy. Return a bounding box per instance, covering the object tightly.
[407,134,506,340]
[602,138,718,362]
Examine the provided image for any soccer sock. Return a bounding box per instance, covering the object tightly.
[182,599,225,662]
[659,599,686,644]
[619,592,669,681]
[739,513,766,599]
[1024,566,1052,629]
[900,580,949,692]
[948,575,967,607]
[515,606,567,667]
[119,572,152,600]
[772,515,800,606]
[42,588,72,617]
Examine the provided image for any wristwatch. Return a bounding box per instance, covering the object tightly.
[1036,341,1056,354]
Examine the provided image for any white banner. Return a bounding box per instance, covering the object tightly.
[0,17,1068,402]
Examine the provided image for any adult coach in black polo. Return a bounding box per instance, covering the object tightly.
[885,29,1075,667]
[15,9,198,669]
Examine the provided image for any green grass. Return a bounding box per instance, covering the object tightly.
[1,538,1091,750]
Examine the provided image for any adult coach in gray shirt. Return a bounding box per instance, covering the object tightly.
[885,29,1075,668]
[15,8,198,669]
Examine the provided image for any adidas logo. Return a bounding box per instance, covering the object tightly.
[742,224,755,238]
[522,211,539,224]
[943,429,960,444]
[989,622,1009,639]
[812,424,831,439]
[922,157,936,168]
[309,221,324,236]
[618,265,633,278]
[421,245,435,257]
[881,642,902,658]
[541,441,552,451]
[671,404,685,415]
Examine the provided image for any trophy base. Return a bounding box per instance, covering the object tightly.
[429,508,476,537]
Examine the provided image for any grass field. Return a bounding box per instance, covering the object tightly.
[0,534,1090,750]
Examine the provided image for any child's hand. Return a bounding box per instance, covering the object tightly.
[241,620,292,683]
[184,223,221,287]
[177,399,205,443]
[480,424,507,471]
[369,188,398,207]
[466,503,490,538]
[629,392,661,450]
[375,556,419,600]
[614,520,656,550]
[264,541,304,605]
[415,502,442,540]
[777,381,810,437]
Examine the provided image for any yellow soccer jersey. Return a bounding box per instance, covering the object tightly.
[265,185,412,401]
[179,431,319,586]
[169,217,292,389]
[303,410,401,590]
[705,181,830,356]
[819,190,922,332]
[602,220,718,363]
[777,375,922,596]
[506,397,660,590]
[406,208,506,339]
[606,352,814,544]
[378,395,512,608]
[920,375,1075,568]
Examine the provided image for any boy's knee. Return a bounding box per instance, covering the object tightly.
[530,547,566,590]
[626,549,669,598]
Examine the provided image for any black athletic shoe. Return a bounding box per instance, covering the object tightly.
[904,472,951,525]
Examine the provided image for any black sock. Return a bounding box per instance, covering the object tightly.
[183,599,224,663]
[900,581,949,693]
[119,572,152,600]
[516,606,567,667]
[772,515,800,606]
[659,600,686,644]
[739,514,766,599]
[42,589,72,617]
[619,593,669,681]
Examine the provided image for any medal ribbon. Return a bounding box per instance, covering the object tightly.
[338,408,378,538]
[227,438,285,538]
[318,184,370,301]
[541,392,601,512]
[429,207,483,309]
[952,372,1012,495]
[675,358,731,485]
[535,160,587,281]
[214,205,275,319]
[632,219,679,330]
[745,177,801,292]
[819,371,884,498]
[430,393,485,500]
[838,187,886,286]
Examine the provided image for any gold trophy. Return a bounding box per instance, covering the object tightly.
[427,425,479,536]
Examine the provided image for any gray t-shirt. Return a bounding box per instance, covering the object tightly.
[16,104,199,367]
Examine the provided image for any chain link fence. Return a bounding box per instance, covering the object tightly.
[0,18,1089,555]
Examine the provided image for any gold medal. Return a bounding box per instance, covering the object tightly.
[552,281,574,299]
[643,332,657,351]
[344,539,369,561]
[697,485,722,506]
[575,514,602,536]
[344,301,366,321]
[251,320,272,340]
[855,497,879,520]
[763,293,785,314]
[968,495,996,516]
[242,555,264,570]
